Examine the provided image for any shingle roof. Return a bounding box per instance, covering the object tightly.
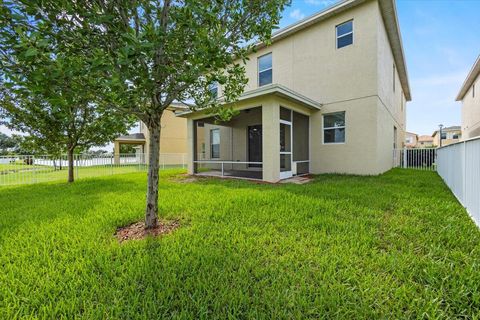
[418,135,433,142]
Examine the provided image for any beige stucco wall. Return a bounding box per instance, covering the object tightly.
[223,0,378,105]
[461,73,480,139]
[141,109,188,155]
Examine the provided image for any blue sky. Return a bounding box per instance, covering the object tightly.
[281,0,480,135]
[2,0,479,139]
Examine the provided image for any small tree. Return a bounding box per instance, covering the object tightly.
[0,5,135,182]
[2,0,289,227]
[0,133,16,155]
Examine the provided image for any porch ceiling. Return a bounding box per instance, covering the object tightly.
[115,133,146,144]
[177,84,322,118]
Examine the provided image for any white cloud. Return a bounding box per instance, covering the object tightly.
[289,9,305,20]
[0,125,17,136]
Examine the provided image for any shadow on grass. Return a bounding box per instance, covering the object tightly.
[0,176,144,238]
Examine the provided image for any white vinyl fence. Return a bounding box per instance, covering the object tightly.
[0,153,186,186]
[393,148,437,170]
[437,137,480,227]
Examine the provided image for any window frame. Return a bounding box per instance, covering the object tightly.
[336,20,354,49]
[322,111,346,145]
[257,52,273,87]
[210,128,220,159]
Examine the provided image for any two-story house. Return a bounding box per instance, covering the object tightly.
[457,55,480,140]
[114,105,188,164]
[405,132,418,148]
[432,126,461,147]
[417,135,434,148]
[180,0,410,182]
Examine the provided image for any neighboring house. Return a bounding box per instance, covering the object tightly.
[457,55,480,140]
[417,135,434,148]
[180,0,411,182]
[114,105,187,163]
[405,132,418,148]
[432,126,461,147]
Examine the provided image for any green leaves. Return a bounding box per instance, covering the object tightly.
[0,0,135,167]
[24,47,38,57]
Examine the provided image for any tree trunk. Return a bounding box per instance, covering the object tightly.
[67,149,74,183]
[145,122,162,229]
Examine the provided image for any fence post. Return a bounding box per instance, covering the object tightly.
[463,141,467,204]
[221,162,224,177]
[403,148,407,168]
[32,155,36,183]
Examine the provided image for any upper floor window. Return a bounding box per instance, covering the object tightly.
[258,53,272,87]
[440,132,447,140]
[210,129,220,159]
[323,112,346,144]
[209,82,218,99]
[336,20,353,49]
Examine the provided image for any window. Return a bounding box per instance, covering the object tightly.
[440,132,447,140]
[258,53,272,87]
[210,129,220,158]
[453,134,460,139]
[209,82,218,99]
[323,112,345,144]
[336,20,353,49]
[393,64,396,92]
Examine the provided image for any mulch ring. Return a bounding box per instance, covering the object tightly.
[115,220,180,243]
[170,174,200,183]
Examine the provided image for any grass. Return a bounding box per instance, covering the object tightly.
[0,169,479,319]
[0,164,152,185]
[0,163,185,186]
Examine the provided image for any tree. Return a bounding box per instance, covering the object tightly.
[120,144,136,154]
[1,0,290,228]
[0,4,135,182]
[0,133,16,155]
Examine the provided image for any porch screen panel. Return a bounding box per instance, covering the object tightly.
[293,112,309,175]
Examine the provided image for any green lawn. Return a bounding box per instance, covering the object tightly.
[1,169,479,318]
[0,164,149,185]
